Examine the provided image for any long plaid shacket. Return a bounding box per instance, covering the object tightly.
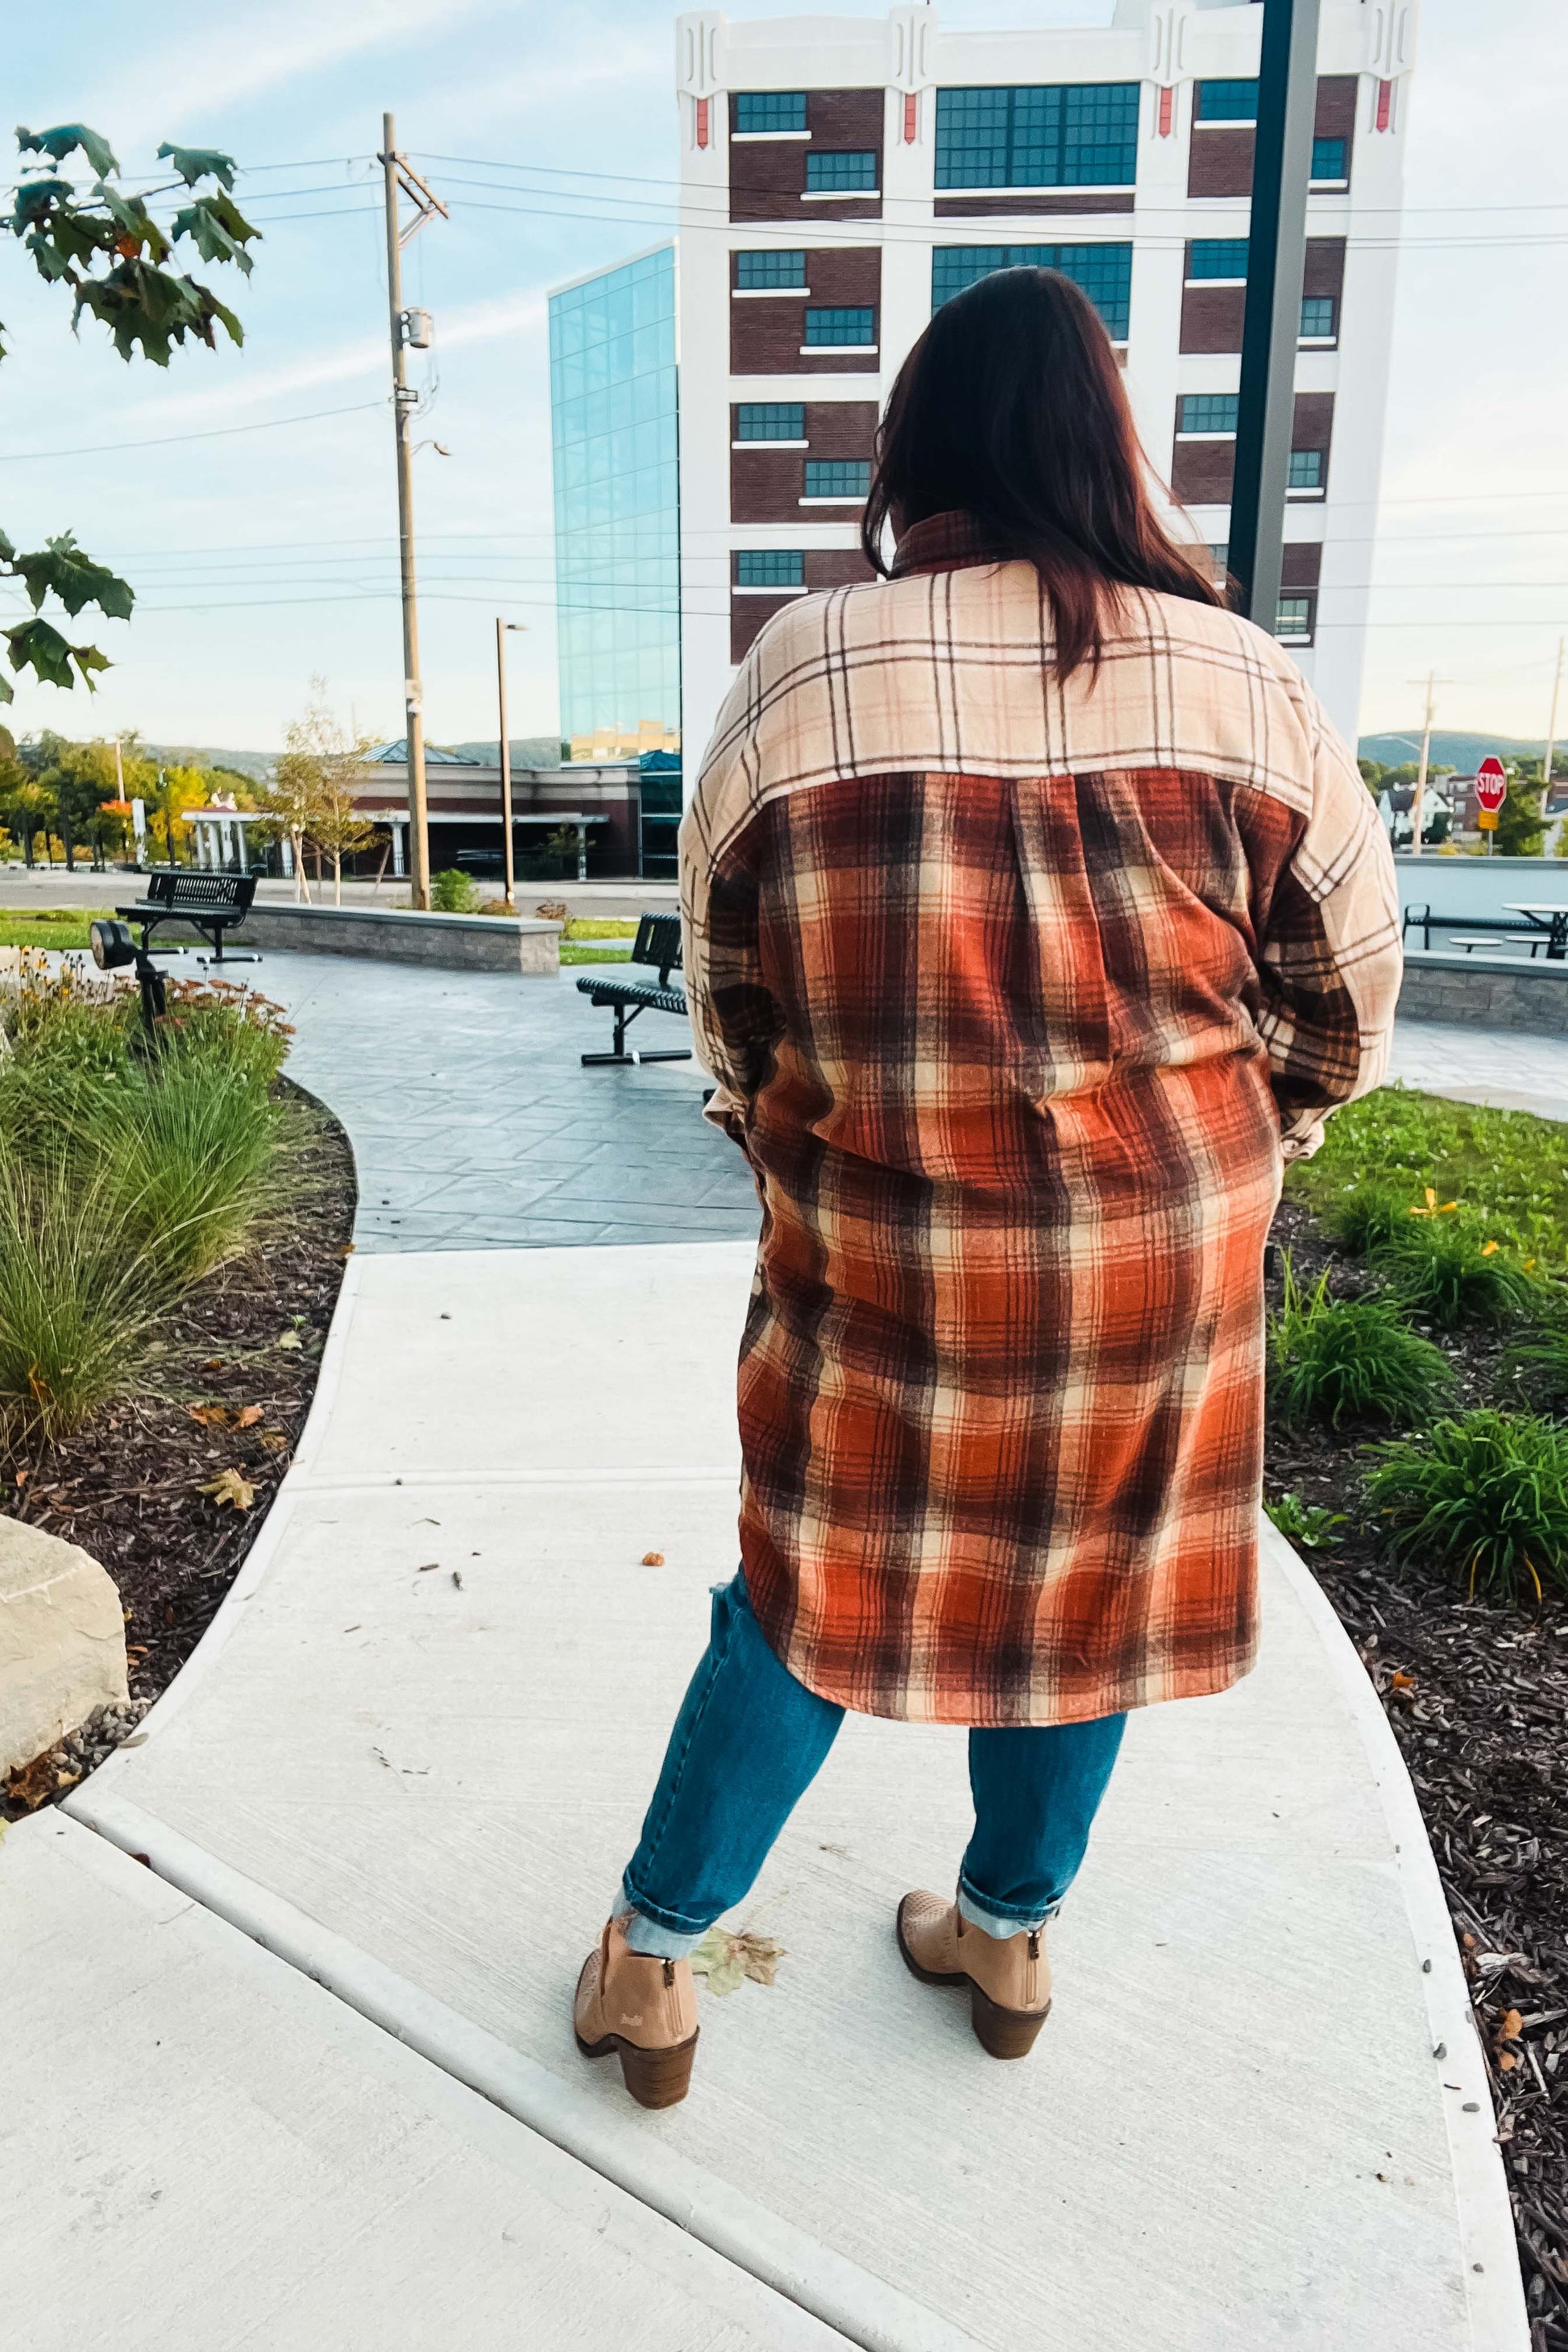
[679,512,1402,1726]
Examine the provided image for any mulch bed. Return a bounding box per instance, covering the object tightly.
[1,1083,355,1819]
[1266,1199,1568,2344]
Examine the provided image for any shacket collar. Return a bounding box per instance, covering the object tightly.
[889,509,1009,579]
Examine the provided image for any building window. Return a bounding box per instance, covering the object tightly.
[1177,393,1239,436]
[803,459,870,499]
[736,92,807,134]
[935,84,1140,189]
[1288,448,1325,492]
[736,250,807,289]
[1275,595,1313,643]
[1311,135,1348,184]
[1188,239,1250,282]
[803,305,875,346]
[931,243,1132,341]
[1207,543,1230,576]
[1194,79,1258,122]
[737,550,805,587]
[1300,293,1337,340]
[736,402,805,441]
[805,150,878,193]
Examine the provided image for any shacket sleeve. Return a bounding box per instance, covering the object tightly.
[1253,686,1404,1161]
[678,647,779,1152]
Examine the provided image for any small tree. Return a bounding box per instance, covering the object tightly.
[307,761,376,906]
[0,769,55,865]
[258,681,372,904]
[36,736,118,869]
[1495,763,1546,859]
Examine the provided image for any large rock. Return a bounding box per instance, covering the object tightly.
[0,1517,128,1776]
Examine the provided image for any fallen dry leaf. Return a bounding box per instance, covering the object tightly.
[276,1331,303,1352]
[5,1753,81,1811]
[641,1550,665,1566]
[1499,2008,1524,2042]
[690,1927,787,1997]
[201,1467,256,1512]
[1499,2051,1518,2071]
[258,1429,289,1453]
[189,1403,230,1428]
[233,1404,263,1430]
[1390,1670,1415,1692]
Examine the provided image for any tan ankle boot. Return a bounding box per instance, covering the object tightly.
[897,1890,1052,2060]
[574,1915,699,2109]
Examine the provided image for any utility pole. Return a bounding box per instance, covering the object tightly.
[379,114,447,911]
[1543,636,1564,852]
[494,618,526,914]
[1228,0,1320,629]
[1410,670,1437,858]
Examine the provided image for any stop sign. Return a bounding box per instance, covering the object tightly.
[1475,756,1508,812]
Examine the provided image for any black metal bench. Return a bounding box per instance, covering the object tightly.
[575,911,691,1067]
[1400,902,1547,956]
[115,868,259,964]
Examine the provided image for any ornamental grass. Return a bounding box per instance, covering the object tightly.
[0,959,292,1443]
[1363,1409,1568,1603]
[1267,1256,1454,1431]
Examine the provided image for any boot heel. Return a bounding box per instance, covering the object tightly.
[616,2031,699,2110]
[969,1983,1050,2061]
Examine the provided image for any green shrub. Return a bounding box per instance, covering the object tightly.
[1320,1180,1420,1258]
[1264,1491,1346,1549]
[1267,1257,1454,1429]
[430,868,479,913]
[1373,1217,1539,1329]
[1363,1410,1568,1602]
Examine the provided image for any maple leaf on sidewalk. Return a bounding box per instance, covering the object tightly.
[690,1927,787,1997]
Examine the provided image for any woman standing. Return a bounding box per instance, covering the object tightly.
[574,266,1401,2109]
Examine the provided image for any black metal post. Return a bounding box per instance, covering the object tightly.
[1228,0,1321,630]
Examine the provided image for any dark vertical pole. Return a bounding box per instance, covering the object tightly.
[1228,0,1321,629]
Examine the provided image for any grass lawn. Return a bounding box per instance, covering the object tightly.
[562,917,639,940]
[0,906,114,951]
[558,941,633,965]
[1288,1085,1568,1273]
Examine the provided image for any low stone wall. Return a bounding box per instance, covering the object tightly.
[1398,949,1568,1035]
[230,902,560,975]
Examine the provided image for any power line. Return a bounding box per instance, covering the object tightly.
[0,400,385,463]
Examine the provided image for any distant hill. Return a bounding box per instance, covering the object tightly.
[1359,729,1550,771]
[143,744,276,782]
[443,737,566,768]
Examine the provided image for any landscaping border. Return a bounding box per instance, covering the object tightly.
[1399,951,1568,1036]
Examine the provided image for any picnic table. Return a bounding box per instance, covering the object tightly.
[1504,902,1568,960]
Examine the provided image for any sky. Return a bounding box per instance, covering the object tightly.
[4,0,1566,757]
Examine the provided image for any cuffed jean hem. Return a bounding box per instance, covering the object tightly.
[614,1885,709,1960]
[956,1874,1060,1939]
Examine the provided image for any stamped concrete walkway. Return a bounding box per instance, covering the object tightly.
[257,952,759,1252]
[6,962,1547,2348]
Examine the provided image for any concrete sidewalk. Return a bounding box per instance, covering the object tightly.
[44,1241,1524,2351]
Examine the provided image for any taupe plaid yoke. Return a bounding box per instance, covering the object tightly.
[678,516,1401,1725]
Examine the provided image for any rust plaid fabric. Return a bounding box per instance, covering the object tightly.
[680,512,1401,1725]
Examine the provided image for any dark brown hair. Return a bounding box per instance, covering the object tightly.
[861,266,1222,677]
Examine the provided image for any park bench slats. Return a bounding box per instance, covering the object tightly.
[575,911,692,1067]
[115,867,259,964]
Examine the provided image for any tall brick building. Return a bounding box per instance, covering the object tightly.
[551,0,1417,822]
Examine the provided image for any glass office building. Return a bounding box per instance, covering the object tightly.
[548,245,682,836]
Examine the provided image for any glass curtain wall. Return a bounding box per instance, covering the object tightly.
[549,247,681,781]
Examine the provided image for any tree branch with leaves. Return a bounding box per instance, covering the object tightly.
[1,123,259,707]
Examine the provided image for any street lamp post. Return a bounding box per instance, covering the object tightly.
[495,618,526,913]
[1227,0,1321,632]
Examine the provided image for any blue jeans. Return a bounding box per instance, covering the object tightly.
[618,1572,1126,1958]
